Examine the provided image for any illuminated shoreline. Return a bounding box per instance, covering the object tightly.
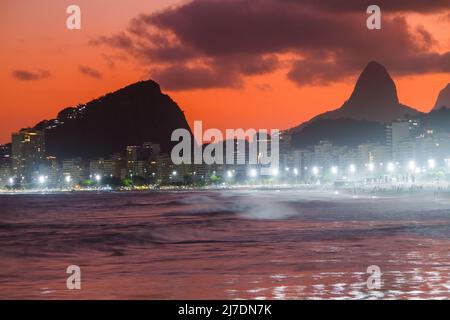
[1,182,450,196]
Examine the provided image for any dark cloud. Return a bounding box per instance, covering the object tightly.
[288,58,352,86]
[79,65,103,79]
[151,54,279,90]
[210,54,279,77]
[92,0,450,89]
[295,0,450,14]
[89,32,134,49]
[151,64,241,90]
[12,69,50,81]
[101,54,116,69]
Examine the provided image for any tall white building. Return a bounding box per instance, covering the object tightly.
[11,129,45,183]
[386,121,411,161]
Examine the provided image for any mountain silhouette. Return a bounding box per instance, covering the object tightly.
[291,61,420,133]
[433,83,450,110]
[35,80,191,159]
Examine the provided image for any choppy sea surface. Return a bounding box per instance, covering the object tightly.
[1,189,450,299]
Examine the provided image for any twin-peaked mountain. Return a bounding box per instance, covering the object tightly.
[292,61,420,132]
[34,80,191,159]
[320,61,419,122]
[290,61,450,148]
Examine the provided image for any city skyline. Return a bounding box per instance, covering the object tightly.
[2,113,450,189]
[1,0,449,143]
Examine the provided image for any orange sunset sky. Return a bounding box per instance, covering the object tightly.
[1,0,449,144]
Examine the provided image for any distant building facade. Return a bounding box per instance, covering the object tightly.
[61,158,89,184]
[11,129,45,184]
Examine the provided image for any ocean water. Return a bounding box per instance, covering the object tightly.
[1,189,450,299]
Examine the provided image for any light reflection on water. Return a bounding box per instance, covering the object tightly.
[1,189,450,299]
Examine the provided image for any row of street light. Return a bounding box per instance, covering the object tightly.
[243,158,450,179]
[6,158,450,186]
[307,158,449,177]
[7,173,99,187]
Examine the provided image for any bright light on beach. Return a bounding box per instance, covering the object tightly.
[331,166,338,175]
[428,159,436,169]
[312,166,319,176]
[387,162,395,173]
[349,164,356,174]
[408,160,416,171]
[38,175,46,184]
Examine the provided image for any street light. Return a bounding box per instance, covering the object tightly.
[38,175,46,184]
[408,160,416,171]
[349,164,356,174]
[330,166,338,175]
[387,162,395,173]
[312,166,319,176]
[427,159,436,169]
[227,170,233,178]
[65,175,72,183]
[249,168,257,178]
[95,174,101,182]
[8,177,14,185]
[368,163,375,172]
[293,168,299,176]
[172,171,177,177]
[272,168,279,177]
